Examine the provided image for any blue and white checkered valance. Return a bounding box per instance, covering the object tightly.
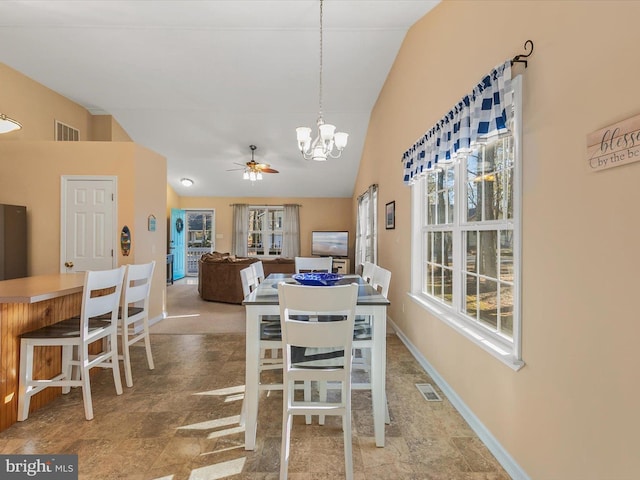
[402,60,513,185]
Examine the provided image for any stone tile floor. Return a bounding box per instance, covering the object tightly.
[0,333,510,479]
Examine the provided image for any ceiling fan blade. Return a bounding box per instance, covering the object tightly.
[261,168,279,173]
[226,167,245,171]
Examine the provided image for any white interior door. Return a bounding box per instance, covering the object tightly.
[61,176,116,272]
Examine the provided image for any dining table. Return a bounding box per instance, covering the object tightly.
[242,273,390,450]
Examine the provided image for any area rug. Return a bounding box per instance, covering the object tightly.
[150,281,246,334]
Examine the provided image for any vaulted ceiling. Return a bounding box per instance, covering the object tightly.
[0,0,440,197]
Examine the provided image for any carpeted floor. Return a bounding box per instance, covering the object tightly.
[149,279,246,334]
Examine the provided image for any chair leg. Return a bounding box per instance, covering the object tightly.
[280,381,293,480]
[343,383,354,480]
[343,409,354,480]
[17,341,33,421]
[122,345,133,388]
[122,328,134,388]
[143,320,155,370]
[61,345,73,394]
[319,381,327,425]
[80,358,94,421]
[110,331,124,395]
[239,397,246,427]
[304,380,311,424]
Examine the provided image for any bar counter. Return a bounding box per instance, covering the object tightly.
[0,273,85,431]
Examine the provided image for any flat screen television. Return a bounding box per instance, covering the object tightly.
[311,231,348,257]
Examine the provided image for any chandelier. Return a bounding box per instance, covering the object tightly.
[0,113,22,134]
[295,0,348,161]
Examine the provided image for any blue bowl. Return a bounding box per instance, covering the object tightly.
[292,272,343,286]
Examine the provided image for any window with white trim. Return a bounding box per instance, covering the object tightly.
[410,75,523,369]
[247,206,283,257]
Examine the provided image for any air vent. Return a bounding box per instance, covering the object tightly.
[416,383,442,402]
[55,120,80,141]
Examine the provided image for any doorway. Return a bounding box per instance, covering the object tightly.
[185,210,215,276]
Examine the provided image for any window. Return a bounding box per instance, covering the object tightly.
[247,206,283,257]
[355,185,378,270]
[410,76,523,370]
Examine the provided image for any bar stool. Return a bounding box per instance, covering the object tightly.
[17,266,126,421]
[119,261,156,387]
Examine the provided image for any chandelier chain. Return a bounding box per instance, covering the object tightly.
[318,0,323,120]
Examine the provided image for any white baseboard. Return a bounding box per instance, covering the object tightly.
[388,317,530,480]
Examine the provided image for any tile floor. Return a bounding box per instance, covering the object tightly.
[0,330,510,479]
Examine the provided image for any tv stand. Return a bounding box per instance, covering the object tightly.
[332,258,350,275]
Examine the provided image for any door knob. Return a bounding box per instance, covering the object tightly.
[64,261,74,268]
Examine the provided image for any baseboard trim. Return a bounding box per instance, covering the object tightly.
[388,317,530,480]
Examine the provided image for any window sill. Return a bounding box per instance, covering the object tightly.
[407,293,525,371]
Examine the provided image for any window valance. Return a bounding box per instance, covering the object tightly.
[402,60,514,185]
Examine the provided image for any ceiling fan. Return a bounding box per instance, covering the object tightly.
[228,145,279,181]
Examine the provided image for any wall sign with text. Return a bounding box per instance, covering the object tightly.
[587,113,640,172]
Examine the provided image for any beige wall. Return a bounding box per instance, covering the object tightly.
[178,196,353,261]
[0,142,167,320]
[0,63,130,143]
[0,63,167,321]
[0,63,94,141]
[92,115,132,142]
[356,0,640,478]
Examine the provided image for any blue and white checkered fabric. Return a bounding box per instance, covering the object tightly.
[402,61,513,185]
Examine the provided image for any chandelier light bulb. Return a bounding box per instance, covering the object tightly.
[243,171,250,180]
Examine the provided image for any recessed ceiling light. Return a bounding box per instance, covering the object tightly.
[180,178,194,187]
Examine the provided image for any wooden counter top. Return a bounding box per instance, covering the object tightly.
[0,273,85,304]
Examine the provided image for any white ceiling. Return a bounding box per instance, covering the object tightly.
[0,0,439,197]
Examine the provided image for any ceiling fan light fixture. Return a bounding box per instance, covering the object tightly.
[296,0,348,161]
[0,113,22,134]
[180,178,194,187]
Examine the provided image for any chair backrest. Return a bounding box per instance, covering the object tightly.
[278,282,358,371]
[371,265,391,298]
[240,265,260,298]
[294,256,333,273]
[81,266,126,337]
[122,261,156,311]
[252,261,265,284]
[361,261,376,284]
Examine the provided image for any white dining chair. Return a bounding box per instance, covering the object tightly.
[361,261,376,284]
[17,266,126,421]
[240,265,281,370]
[294,256,333,273]
[251,260,265,284]
[323,265,392,424]
[277,281,358,480]
[118,261,156,388]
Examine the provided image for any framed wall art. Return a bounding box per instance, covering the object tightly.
[385,201,395,230]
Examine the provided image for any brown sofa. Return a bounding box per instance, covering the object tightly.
[198,252,295,304]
